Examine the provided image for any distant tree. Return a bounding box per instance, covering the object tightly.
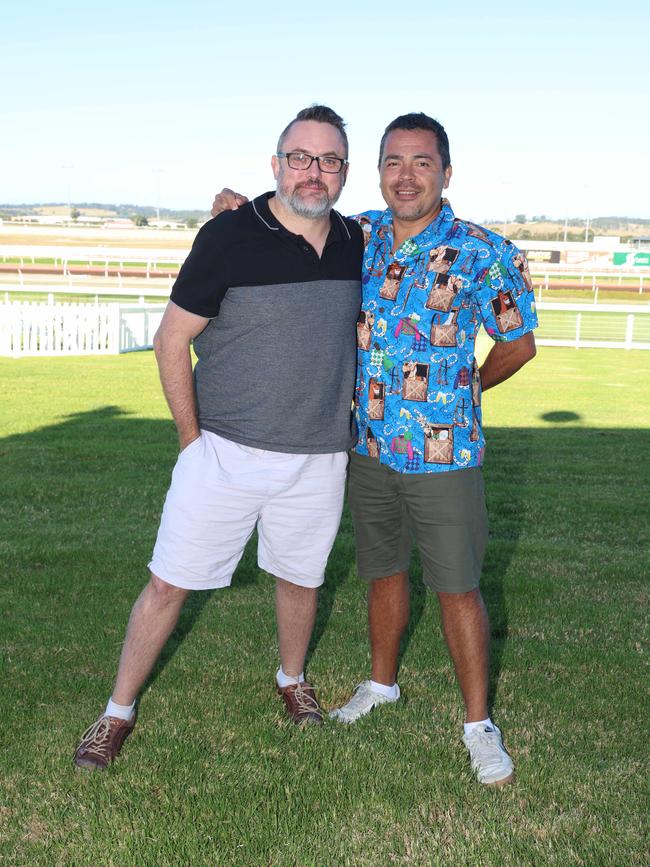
[134,215,149,227]
[70,207,80,221]
[186,217,198,229]
[514,214,526,224]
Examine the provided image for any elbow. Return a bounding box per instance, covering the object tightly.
[152,328,164,359]
[521,332,537,365]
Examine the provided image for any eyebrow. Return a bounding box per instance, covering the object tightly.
[290,148,345,158]
[383,152,436,162]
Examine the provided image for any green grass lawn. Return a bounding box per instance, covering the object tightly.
[1,349,649,866]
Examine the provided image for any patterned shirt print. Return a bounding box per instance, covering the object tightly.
[353,199,537,474]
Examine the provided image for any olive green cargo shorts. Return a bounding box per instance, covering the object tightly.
[348,452,488,593]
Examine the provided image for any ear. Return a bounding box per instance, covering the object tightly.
[341,163,349,186]
[443,164,453,189]
[271,154,280,181]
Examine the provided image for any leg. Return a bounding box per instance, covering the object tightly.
[329,572,407,723]
[329,454,408,723]
[274,577,323,725]
[74,573,190,770]
[111,572,190,705]
[437,588,490,722]
[369,570,410,686]
[275,577,317,678]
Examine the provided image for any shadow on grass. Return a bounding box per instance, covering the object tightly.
[5,405,646,719]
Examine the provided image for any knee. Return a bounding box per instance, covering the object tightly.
[147,572,190,607]
[438,587,484,612]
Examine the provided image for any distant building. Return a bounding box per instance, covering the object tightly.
[103,218,135,229]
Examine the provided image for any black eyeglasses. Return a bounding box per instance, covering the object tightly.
[277,151,348,174]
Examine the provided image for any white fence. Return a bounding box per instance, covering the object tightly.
[0,301,165,357]
[535,302,650,350]
[2,299,648,358]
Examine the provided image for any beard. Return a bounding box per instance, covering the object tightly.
[276,175,342,219]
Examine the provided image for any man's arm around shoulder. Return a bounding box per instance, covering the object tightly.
[479,331,536,392]
[153,301,210,450]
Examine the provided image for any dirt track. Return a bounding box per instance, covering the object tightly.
[1,262,645,293]
[0,263,177,279]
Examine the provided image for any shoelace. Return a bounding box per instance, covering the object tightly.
[465,729,505,769]
[77,716,115,759]
[344,682,375,712]
[292,683,323,720]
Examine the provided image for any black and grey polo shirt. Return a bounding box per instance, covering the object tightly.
[170,192,363,454]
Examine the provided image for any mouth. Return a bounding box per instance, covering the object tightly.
[393,188,421,200]
[297,183,327,194]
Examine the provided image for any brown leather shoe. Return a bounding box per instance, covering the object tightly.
[277,681,324,725]
[73,714,136,770]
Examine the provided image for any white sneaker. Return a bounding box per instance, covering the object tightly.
[462,724,514,786]
[328,681,400,723]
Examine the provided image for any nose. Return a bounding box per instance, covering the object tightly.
[306,158,323,178]
[398,161,415,180]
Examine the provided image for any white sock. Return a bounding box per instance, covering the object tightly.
[276,666,305,688]
[370,680,400,700]
[105,697,136,721]
[464,717,493,736]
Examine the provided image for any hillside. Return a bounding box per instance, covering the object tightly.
[485,216,649,243]
[0,202,209,223]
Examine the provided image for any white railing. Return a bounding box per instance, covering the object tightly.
[120,305,165,352]
[0,301,165,357]
[3,283,171,302]
[3,299,647,358]
[0,244,188,268]
[535,302,650,350]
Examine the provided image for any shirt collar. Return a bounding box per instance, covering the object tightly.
[253,192,350,245]
[379,198,456,257]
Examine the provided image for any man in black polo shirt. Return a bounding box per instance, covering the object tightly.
[74,105,363,771]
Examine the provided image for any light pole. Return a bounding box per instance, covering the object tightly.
[61,165,73,216]
[500,181,512,238]
[153,169,164,222]
[562,177,572,243]
[583,184,594,243]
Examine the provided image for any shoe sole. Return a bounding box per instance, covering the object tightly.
[483,771,514,787]
[73,757,108,771]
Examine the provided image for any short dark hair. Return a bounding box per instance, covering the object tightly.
[277,104,349,159]
[378,113,450,170]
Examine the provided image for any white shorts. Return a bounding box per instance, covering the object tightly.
[149,430,348,591]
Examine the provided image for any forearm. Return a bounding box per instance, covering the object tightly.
[154,336,200,449]
[479,332,536,392]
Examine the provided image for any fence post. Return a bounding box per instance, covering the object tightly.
[625,314,634,350]
[575,313,582,349]
[111,305,121,353]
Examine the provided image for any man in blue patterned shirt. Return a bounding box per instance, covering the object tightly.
[329,114,537,787]
[211,112,537,786]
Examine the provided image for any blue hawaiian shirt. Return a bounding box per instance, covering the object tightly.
[353,199,537,473]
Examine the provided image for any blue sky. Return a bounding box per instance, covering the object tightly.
[1,1,648,221]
